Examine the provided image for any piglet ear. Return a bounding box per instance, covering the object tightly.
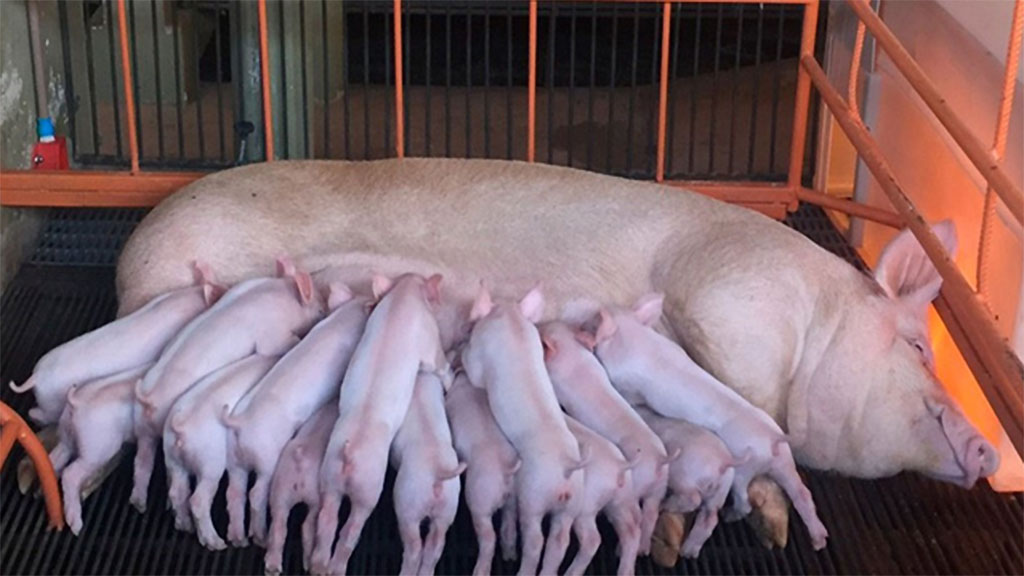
[469,282,494,322]
[202,284,226,307]
[294,271,315,306]
[633,293,665,326]
[275,256,297,278]
[327,282,353,311]
[594,309,618,345]
[371,274,394,300]
[541,335,557,361]
[574,329,597,351]
[423,274,443,305]
[874,220,957,309]
[518,285,545,323]
[192,261,227,306]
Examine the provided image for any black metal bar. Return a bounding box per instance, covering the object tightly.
[465,1,472,158]
[688,4,701,173]
[128,0,143,159]
[708,3,723,175]
[605,2,618,173]
[300,0,310,158]
[100,0,120,157]
[322,0,331,158]
[567,1,576,167]
[426,0,432,155]
[506,0,513,160]
[728,5,744,175]
[191,3,205,159]
[279,0,289,158]
[665,3,681,176]
[748,4,765,174]
[362,5,371,159]
[57,1,78,157]
[342,1,351,159]
[216,6,227,161]
[625,2,639,175]
[384,5,392,157]
[546,2,556,164]
[445,3,451,157]
[484,6,491,158]
[648,4,659,176]
[150,1,164,160]
[586,0,596,171]
[403,3,411,154]
[769,5,785,173]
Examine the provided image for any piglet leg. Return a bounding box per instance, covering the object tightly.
[301,508,318,572]
[61,460,92,535]
[397,514,424,576]
[226,467,250,547]
[191,476,227,550]
[328,503,374,576]
[517,510,544,576]
[770,445,828,549]
[311,492,342,574]
[565,514,601,576]
[607,502,641,576]
[48,441,73,476]
[638,495,661,555]
[539,511,574,575]
[418,518,452,576]
[166,458,194,532]
[130,436,157,512]
[471,511,497,576]
[265,495,294,575]
[247,474,271,545]
[500,494,518,561]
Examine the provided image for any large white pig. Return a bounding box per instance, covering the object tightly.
[115,159,1004,487]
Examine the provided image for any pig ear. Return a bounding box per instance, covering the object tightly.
[594,309,618,345]
[423,274,443,305]
[371,274,394,300]
[574,329,597,351]
[874,220,957,309]
[632,293,665,326]
[327,282,352,311]
[293,271,315,305]
[275,256,297,278]
[518,285,545,323]
[469,282,494,322]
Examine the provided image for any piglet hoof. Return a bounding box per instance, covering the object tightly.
[203,537,228,552]
[67,515,84,537]
[174,516,195,534]
[264,564,282,576]
[229,534,250,548]
[130,497,147,515]
[809,524,829,551]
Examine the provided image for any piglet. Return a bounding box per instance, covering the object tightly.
[162,353,279,548]
[445,371,521,576]
[223,283,364,545]
[391,372,466,576]
[562,415,643,576]
[312,273,448,576]
[539,320,672,558]
[52,364,152,535]
[585,294,828,550]
[265,402,340,575]
[130,258,324,513]
[634,406,736,558]
[11,262,223,425]
[461,285,586,576]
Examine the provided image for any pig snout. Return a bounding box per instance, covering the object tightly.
[923,397,1000,489]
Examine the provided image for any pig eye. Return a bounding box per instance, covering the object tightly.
[911,340,925,354]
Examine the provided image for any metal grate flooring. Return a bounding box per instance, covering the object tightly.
[1,205,1022,575]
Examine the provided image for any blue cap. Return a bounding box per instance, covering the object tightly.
[37,117,55,139]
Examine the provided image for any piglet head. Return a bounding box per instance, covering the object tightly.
[587,292,665,353]
[276,256,325,318]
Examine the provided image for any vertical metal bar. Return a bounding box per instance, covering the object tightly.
[128,0,142,160]
[728,5,744,175]
[343,1,352,159]
[747,5,765,174]
[258,0,275,161]
[150,1,164,160]
[665,2,681,177]
[403,0,410,153]
[117,0,140,172]
[363,5,371,159]
[655,2,671,182]
[484,7,491,158]
[299,0,309,158]
[215,6,227,161]
[445,3,452,157]
[708,3,723,175]
[322,0,330,158]
[688,4,702,172]
[506,0,514,160]
[57,1,78,155]
[193,3,206,159]
[426,0,433,155]
[586,0,597,171]
[103,0,122,158]
[625,2,639,175]
[84,1,103,156]
[606,2,619,172]
[466,1,473,158]
[546,2,556,164]
[394,0,405,158]
[787,0,819,190]
[648,4,659,176]
[384,4,393,157]
[278,0,289,158]
[768,5,785,173]
[567,1,576,166]
[528,0,537,162]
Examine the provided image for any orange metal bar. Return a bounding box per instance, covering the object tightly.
[848,21,866,119]
[116,0,139,174]
[394,0,405,158]
[785,0,819,198]
[583,0,811,3]
[0,171,204,207]
[846,0,1023,226]
[803,53,1024,457]
[527,0,537,162]
[977,0,1023,295]
[0,402,64,530]
[258,0,275,161]
[664,180,795,203]
[655,2,671,182]
[796,187,902,228]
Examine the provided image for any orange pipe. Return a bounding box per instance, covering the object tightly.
[786,0,819,196]
[258,0,275,161]
[0,171,205,207]
[846,0,1023,226]
[796,186,902,228]
[394,0,405,158]
[527,0,537,162]
[655,2,671,182]
[0,402,64,530]
[803,54,1024,457]
[116,0,139,174]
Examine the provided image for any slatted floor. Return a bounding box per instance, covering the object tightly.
[2,205,1022,575]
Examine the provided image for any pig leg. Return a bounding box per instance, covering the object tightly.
[638,494,661,555]
[770,446,828,549]
[397,513,424,576]
[565,514,601,576]
[606,502,641,576]
[470,510,498,576]
[311,492,342,574]
[226,467,250,547]
[328,503,374,576]
[190,475,227,551]
[539,511,574,575]
[166,459,194,532]
[61,460,92,535]
[247,473,271,544]
[499,494,518,561]
[130,435,157,512]
[517,509,545,576]
[265,495,295,575]
[419,517,453,576]
[301,507,318,572]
